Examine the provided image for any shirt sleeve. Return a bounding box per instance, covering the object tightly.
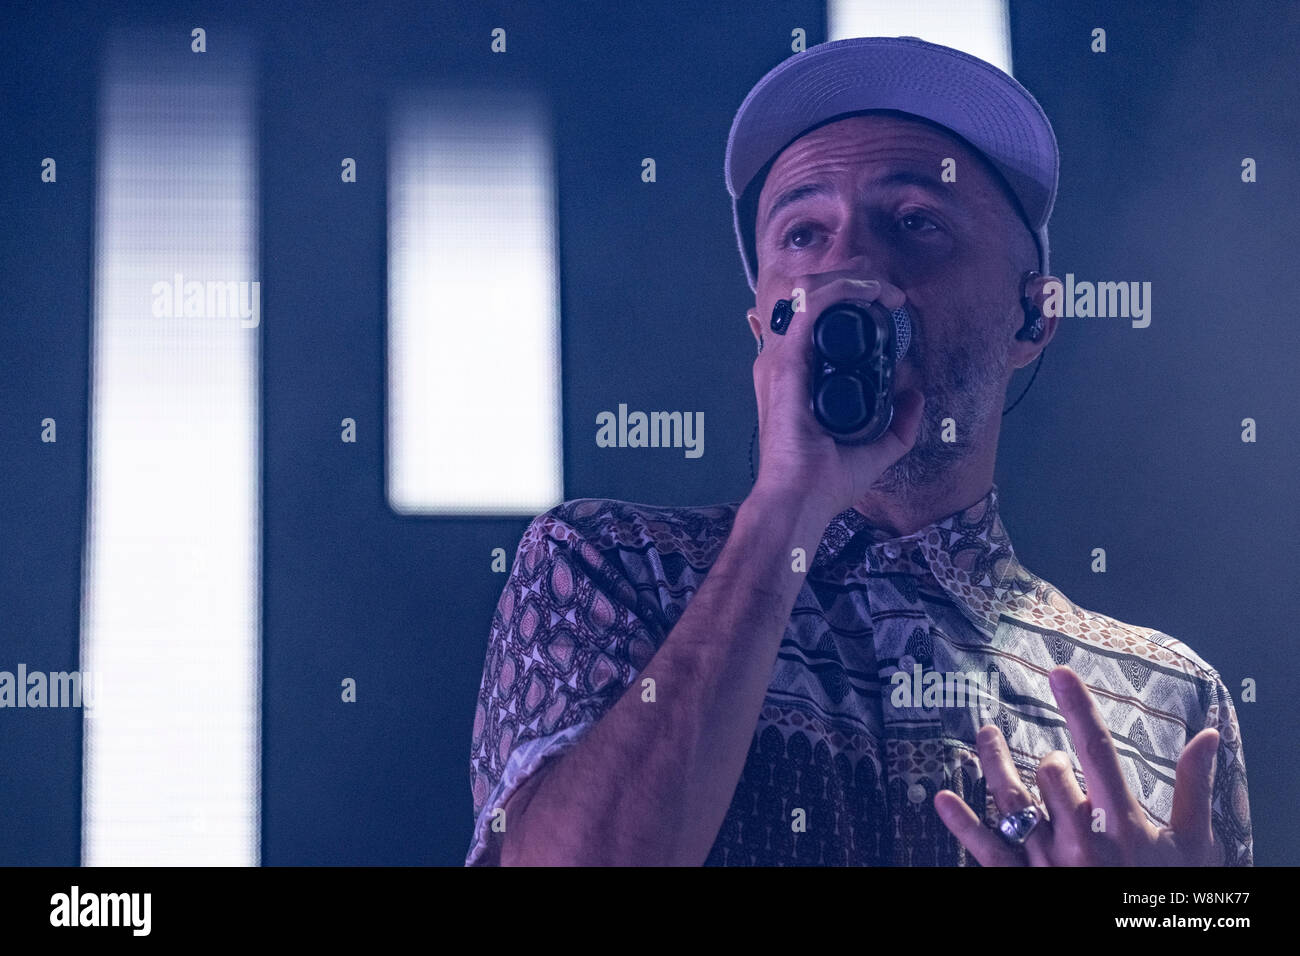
[1201,671,1253,866]
[465,503,666,866]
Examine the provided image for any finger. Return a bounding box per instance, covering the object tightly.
[797,255,899,306]
[1170,728,1219,853]
[800,276,883,325]
[770,272,900,365]
[977,724,1052,864]
[1050,666,1141,818]
[760,276,883,392]
[874,282,906,311]
[775,276,840,347]
[753,283,826,389]
[977,724,1037,814]
[793,266,889,321]
[934,790,1024,867]
[1036,750,1090,846]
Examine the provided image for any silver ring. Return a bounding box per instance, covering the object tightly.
[997,804,1045,846]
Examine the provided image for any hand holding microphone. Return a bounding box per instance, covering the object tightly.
[747,268,924,524]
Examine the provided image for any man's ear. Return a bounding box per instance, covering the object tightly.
[1008,272,1061,369]
[746,308,763,344]
[1028,272,1062,321]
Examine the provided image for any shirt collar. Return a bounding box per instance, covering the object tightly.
[813,484,1031,639]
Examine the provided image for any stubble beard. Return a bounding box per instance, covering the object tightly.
[871,321,1010,496]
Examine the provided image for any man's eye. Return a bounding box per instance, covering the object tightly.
[780,223,824,250]
[898,212,939,233]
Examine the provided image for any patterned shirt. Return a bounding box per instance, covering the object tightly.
[466,485,1252,866]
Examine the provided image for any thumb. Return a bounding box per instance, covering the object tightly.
[888,388,925,450]
[849,388,924,470]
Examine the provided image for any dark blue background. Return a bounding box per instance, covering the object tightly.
[1,0,1295,865]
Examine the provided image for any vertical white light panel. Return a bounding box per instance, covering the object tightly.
[81,35,260,865]
[387,89,563,514]
[829,0,1013,74]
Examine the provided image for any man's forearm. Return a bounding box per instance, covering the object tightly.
[500,489,830,865]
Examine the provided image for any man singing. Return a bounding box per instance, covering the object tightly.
[467,36,1252,866]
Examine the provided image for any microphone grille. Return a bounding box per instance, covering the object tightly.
[892,305,912,360]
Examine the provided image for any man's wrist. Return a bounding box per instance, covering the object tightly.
[745,480,837,529]
[738,484,836,559]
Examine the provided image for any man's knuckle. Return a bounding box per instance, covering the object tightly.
[1042,749,1071,769]
[1001,787,1032,810]
[1112,809,1144,835]
[1085,731,1115,763]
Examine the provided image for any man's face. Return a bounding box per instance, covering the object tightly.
[754,113,1035,494]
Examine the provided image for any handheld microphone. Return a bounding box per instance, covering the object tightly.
[811,301,913,444]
